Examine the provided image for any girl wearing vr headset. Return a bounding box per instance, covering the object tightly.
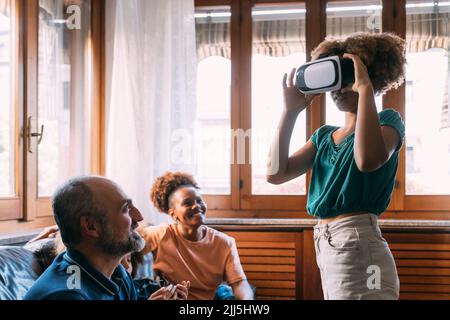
[267,32,406,300]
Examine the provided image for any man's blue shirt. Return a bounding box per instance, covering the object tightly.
[24,248,137,300]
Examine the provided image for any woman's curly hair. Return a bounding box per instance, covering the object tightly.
[311,32,406,95]
[150,172,200,213]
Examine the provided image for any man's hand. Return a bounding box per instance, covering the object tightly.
[148,281,190,300]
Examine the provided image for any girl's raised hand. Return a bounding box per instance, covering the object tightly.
[282,68,319,114]
[342,53,373,93]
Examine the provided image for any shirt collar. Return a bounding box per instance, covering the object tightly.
[64,248,128,296]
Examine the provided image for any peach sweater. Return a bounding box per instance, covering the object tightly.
[139,223,246,300]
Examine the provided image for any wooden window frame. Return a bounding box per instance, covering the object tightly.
[196,0,238,211]
[0,0,22,221]
[197,0,450,218]
[0,0,105,231]
[1,0,447,230]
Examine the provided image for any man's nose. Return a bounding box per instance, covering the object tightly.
[130,205,143,222]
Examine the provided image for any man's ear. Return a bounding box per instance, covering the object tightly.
[79,215,102,239]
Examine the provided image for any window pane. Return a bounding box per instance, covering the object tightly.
[0,4,15,197]
[405,1,450,194]
[195,6,231,194]
[251,4,307,195]
[326,0,382,126]
[38,0,92,196]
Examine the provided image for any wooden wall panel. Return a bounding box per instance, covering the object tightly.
[384,232,450,300]
[228,231,300,300]
[220,229,450,300]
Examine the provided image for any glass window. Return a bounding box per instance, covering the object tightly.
[0,1,16,197]
[37,0,92,196]
[325,0,383,127]
[251,4,307,195]
[405,0,450,194]
[195,6,231,194]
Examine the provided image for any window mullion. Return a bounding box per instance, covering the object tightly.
[382,0,406,211]
[238,0,253,209]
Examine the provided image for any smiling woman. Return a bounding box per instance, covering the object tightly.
[138,171,254,300]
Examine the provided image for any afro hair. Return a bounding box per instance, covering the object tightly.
[311,32,406,95]
[150,172,200,213]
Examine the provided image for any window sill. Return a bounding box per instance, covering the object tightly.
[205,218,450,231]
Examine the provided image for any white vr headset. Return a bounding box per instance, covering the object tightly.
[295,55,355,94]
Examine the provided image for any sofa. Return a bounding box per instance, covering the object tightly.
[0,239,245,300]
[0,239,56,300]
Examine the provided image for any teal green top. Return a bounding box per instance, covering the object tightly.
[306,109,405,219]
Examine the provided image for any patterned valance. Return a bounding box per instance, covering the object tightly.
[252,19,306,57]
[196,12,450,60]
[196,11,450,129]
[196,22,231,60]
[407,12,450,52]
[196,16,377,61]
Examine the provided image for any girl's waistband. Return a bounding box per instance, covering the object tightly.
[313,213,378,232]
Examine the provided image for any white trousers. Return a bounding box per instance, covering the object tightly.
[313,214,400,300]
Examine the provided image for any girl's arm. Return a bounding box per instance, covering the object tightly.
[231,280,254,300]
[266,68,318,184]
[344,53,400,173]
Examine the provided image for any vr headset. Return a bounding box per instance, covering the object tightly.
[295,55,355,94]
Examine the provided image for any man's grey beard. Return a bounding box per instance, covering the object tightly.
[99,228,145,257]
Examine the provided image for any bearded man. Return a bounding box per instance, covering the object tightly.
[25,176,148,300]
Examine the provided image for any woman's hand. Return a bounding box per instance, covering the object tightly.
[342,53,373,93]
[149,285,177,300]
[282,68,318,114]
[174,281,190,300]
[27,225,59,244]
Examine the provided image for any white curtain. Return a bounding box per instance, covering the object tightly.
[106,0,197,225]
[0,0,9,16]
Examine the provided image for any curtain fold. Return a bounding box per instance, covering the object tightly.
[106,0,197,225]
[441,61,450,130]
[37,1,60,119]
[0,0,10,16]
